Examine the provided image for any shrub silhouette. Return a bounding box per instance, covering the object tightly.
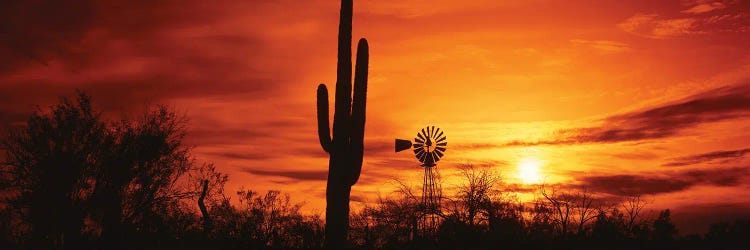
[652,209,677,241]
[1,92,219,249]
[2,92,107,249]
[315,0,369,248]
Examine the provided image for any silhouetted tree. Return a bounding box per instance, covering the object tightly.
[528,198,555,241]
[541,185,574,237]
[206,188,319,249]
[652,209,677,241]
[572,187,599,235]
[198,180,211,234]
[349,180,421,248]
[1,92,223,249]
[451,164,498,227]
[621,194,649,237]
[187,162,228,237]
[590,207,626,241]
[93,105,197,249]
[2,92,106,249]
[486,194,525,247]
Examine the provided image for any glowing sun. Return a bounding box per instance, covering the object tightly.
[517,157,543,184]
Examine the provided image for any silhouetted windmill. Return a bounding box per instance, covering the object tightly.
[395,126,446,237]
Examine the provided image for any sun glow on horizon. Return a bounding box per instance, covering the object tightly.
[517,157,543,184]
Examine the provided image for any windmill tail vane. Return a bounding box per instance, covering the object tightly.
[395,139,412,152]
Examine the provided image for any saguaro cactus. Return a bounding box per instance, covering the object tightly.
[316,0,368,248]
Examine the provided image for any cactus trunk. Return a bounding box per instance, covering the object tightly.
[316,0,369,248]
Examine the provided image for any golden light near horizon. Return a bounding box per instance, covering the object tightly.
[517,157,543,184]
[1,0,750,239]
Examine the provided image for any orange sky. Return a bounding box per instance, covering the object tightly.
[2,0,750,234]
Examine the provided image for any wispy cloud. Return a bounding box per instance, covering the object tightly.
[681,2,727,14]
[243,169,328,182]
[618,14,701,39]
[663,148,750,167]
[205,151,274,161]
[653,18,702,37]
[504,83,750,146]
[569,39,630,54]
[577,166,748,196]
[618,4,749,39]
[671,202,750,235]
[580,174,693,196]
[608,151,660,160]
[243,166,396,186]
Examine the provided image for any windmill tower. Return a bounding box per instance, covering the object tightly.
[395,126,447,237]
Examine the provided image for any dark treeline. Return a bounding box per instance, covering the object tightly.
[0,92,748,250]
[350,166,749,250]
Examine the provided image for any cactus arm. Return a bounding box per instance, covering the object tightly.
[317,84,332,153]
[348,38,369,186]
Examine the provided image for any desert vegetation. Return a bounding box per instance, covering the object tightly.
[0,93,747,250]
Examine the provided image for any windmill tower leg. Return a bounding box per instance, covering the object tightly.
[421,166,441,238]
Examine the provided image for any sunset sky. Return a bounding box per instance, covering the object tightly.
[2,0,750,235]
